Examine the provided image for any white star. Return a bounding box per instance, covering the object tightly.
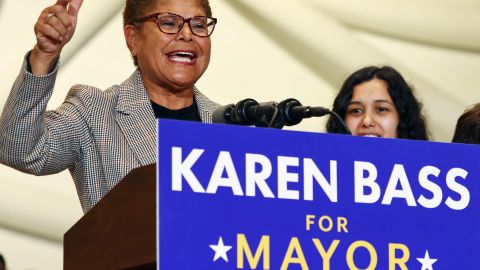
[417,250,438,270]
[209,236,232,262]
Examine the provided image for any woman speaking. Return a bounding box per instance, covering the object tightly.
[0,0,220,213]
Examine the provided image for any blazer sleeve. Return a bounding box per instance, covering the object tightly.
[0,54,90,175]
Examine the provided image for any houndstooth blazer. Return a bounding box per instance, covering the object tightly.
[0,57,220,213]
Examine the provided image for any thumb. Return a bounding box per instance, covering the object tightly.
[67,0,84,17]
[55,0,69,6]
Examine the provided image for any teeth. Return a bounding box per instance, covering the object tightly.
[172,51,194,57]
[168,51,195,63]
[170,56,193,63]
[362,134,379,137]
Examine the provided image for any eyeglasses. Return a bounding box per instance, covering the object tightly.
[134,12,217,37]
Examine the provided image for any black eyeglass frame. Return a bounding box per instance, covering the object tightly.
[133,12,218,37]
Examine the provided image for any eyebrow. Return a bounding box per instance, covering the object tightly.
[374,100,395,105]
[348,100,394,105]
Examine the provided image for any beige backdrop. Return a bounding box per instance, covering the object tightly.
[0,0,479,269]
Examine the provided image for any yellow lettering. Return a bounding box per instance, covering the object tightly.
[237,234,270,269]
[346,240,377,270]
[337,217,348,233]
[306,214,315,231]
[306,214,348,233]
[312,238,340,270]
[318,215,333,232]
[281,237,309,270]
[389,243,409,270]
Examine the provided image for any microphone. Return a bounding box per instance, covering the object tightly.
[278,98,351,134]
[213,98,351,134]
[278,98,330,126]
[212,98,277,126]
[212,104,236,124]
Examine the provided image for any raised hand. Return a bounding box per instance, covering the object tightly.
[30,0,84,74]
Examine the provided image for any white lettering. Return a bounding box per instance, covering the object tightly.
[278,156,299,200]
[417,166,442,208]
[245,153,274,198]
[304,159,338,202]
[171,147,206,192]
[382,164,417,206]
[445,168,470,210]
[206,151,244,195]
[354,161,380,204]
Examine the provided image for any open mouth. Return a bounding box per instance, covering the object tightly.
[166,51,197,64]
[359,134,381,138]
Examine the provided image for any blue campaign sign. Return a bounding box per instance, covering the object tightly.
[157,119,480,269]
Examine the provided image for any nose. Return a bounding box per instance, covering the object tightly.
[176,22,193,41]
[361,113,376,128]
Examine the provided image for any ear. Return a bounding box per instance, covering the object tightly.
[124,25,138,57]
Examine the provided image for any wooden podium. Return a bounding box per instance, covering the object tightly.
[64,164,157,270]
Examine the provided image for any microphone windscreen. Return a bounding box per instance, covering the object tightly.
[212,104,235,123]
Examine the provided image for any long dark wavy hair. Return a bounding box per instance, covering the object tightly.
[326,66,429,140]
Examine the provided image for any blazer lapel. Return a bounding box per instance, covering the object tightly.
[115,69,156,166]
[193,86,220,123]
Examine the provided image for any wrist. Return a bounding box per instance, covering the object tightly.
[29,46,60,75]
